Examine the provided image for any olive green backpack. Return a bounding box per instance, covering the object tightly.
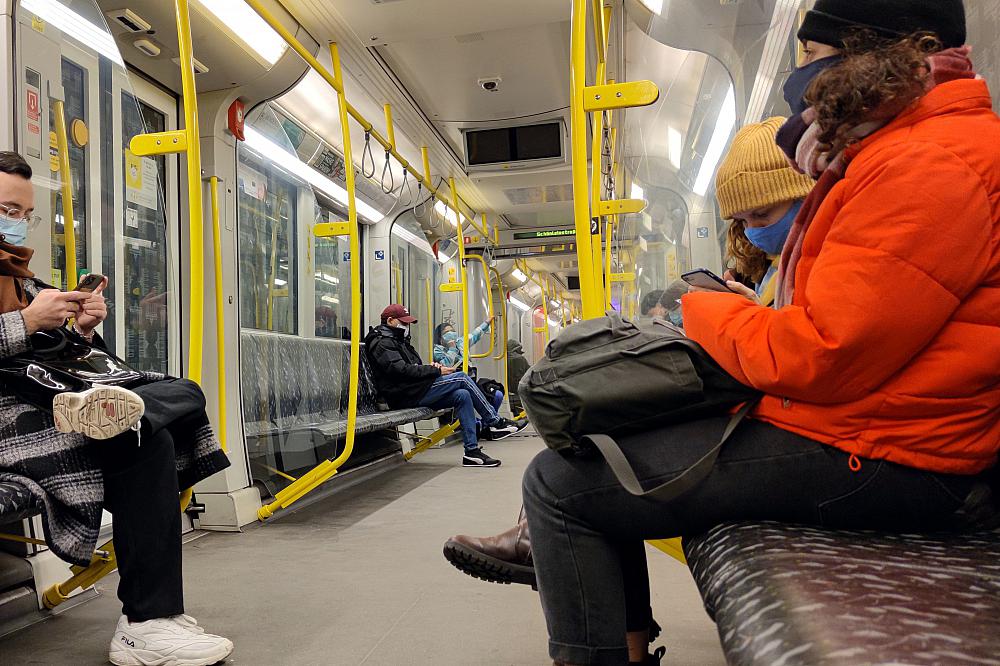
[518,312,760,501]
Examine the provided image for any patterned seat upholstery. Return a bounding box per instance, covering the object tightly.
[0,481,42,524]
[240,331,436,444]
[684,522,1000,665]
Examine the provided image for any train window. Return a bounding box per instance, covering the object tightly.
[237,107,300,334]
[390,217,439,359]
[49,57,89,291]
[314,198,352,340]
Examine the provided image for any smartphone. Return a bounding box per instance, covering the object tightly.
[681,268,735,293]
[77,273,106,293]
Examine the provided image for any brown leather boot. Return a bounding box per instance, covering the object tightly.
[443,512,536,588]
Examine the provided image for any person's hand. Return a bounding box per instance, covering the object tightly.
[21,289,85,334]
[439,365,456,375]
[75,278,109,336]
[725,281,761,304]
[431,362,442,369]
[723,269,736,282]
[487,314,497,326]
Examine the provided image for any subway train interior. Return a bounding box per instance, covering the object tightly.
[1,0,999,664]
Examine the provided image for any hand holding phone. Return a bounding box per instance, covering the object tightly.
[77,273,107,293]
[681,269,737,293]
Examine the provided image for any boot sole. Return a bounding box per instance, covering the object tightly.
[443,539,537,589]
[53,387,144,440]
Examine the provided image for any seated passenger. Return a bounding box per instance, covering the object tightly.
[0,151,233,666]
[714,117,815,307]
[639,281,687,324]
[521,2,1000,664]
[365,304,526,467]
[434,319,505,413]
[506,338,530,415]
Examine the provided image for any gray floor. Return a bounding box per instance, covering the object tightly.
[0,434,726,665]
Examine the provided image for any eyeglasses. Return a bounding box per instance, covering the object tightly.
[0,202,44,228]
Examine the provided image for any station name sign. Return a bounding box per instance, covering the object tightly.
[513,229,576,240]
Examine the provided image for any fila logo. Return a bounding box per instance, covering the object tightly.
[121,636,135,647]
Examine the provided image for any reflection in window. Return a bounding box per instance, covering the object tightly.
[50,58,88,290]
[314,201,352,339]
[390,218,439,359]
[237,142,298,334]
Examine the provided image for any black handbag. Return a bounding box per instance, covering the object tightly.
[0,327,144,410]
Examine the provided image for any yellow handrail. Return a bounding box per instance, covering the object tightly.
[424,277,433,359]
[605,218,614,311]
[490,267,507,362]
[450,178,470,375]
[241,0,489,241]
[570,0,600,318]
[467,253,495,359]
[52,100,76,290]
[208,176,226,451]
[257,42,362,520]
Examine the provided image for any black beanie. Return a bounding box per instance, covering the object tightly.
[798,0,967,49]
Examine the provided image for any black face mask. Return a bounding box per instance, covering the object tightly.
[783,55,842,115]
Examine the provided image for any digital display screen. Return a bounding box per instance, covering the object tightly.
[466,122,561,165]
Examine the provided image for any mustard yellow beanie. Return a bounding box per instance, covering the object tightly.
[714,117,814,220]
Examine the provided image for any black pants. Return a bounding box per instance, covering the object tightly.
[521,417,978,666]
[90,378,207,622]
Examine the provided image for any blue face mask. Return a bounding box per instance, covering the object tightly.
[443,331,459,345]
[783,55,842,115]
[667,310,684,327]
[744,200,803,256]
[0,215,28,246]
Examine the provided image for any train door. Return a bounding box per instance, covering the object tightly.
[110,76,181,377]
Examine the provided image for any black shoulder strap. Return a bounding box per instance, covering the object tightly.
[581,398,759,502]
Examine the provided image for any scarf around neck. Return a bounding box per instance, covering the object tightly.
[0,241,35,314]
[773,46,976,308]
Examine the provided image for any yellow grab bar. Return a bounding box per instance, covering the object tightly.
[449,178,471,375]
[490,267,507,362]
[424,277,433,360]
[467,253,495,360]
[208,177,226,451]
[242,0,488,240]
[51,100,76,290]
[256,43,362,520]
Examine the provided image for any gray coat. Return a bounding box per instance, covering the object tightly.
[0,279,228,566]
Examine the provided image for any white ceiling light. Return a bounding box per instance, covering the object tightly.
[509,296,530,312]
[433,200,462,227]
[548,317,560,327]
[244,126,385,222]
[550,299,560,309]
[693,85,736,197]
[22,0,124,65]
[191,0,287,67]
[630,183,644,201]
[639,0,664,15]
[667,127,683,169]
[745,0,800,124]
[511,268,528,284]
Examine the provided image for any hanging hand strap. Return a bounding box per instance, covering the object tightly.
[580,399,759,502]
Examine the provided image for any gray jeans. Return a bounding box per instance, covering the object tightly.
[522,416,977,666]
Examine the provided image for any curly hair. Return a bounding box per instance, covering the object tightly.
[805,31,943,156]
[726,219,770,285]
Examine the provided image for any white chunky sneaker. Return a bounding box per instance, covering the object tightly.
[52,386,144,440]
[108,614,233,666]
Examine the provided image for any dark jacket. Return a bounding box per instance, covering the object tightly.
[506,339,530,397]
[364,324,441,408]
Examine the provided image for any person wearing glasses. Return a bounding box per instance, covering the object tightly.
[0,151,234,666]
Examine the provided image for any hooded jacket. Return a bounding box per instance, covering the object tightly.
[364,324,441,409]
[683,79,1000,475]
[506,339,530,395]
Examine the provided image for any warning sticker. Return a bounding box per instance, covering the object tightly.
[125,149,158,210]
[24,68,42,159]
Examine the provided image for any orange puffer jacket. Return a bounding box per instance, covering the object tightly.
[683,79,1000,475]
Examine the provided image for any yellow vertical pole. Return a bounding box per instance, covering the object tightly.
[383,104,396,149]
[175,0,205,383]
[422,147,432,190]
[52,101,77,290]
[450,178,470,375]
[570,0,600,319]
[209,177,226,451]
[605,219,613,310]
[330,41,361,470]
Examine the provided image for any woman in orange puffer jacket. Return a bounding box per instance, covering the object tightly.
[519,2,1000,665]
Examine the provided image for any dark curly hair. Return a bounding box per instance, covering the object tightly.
[805,30,944,157]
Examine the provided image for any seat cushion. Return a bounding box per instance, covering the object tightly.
[0,481,42,524]
[684,522,1000,665]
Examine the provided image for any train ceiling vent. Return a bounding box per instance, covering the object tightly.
[106,8,152,34]
[171,56,210,74]
[133,38,161,58]
[463,120,567,172]
[503,184,574,206]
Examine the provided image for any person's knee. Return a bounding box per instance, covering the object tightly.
[453,388,471,407]
[522,448,564,507]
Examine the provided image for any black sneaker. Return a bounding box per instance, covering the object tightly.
[462,448,501,467]
[485,417,528,441]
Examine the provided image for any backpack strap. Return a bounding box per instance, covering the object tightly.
[581,398,760,502]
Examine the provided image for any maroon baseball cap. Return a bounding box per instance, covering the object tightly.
[381,304,417,324]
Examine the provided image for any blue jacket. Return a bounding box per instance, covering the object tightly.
[433,321,489,365]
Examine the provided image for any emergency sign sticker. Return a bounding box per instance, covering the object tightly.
[374,250,385,261]
[24,69,42,159]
